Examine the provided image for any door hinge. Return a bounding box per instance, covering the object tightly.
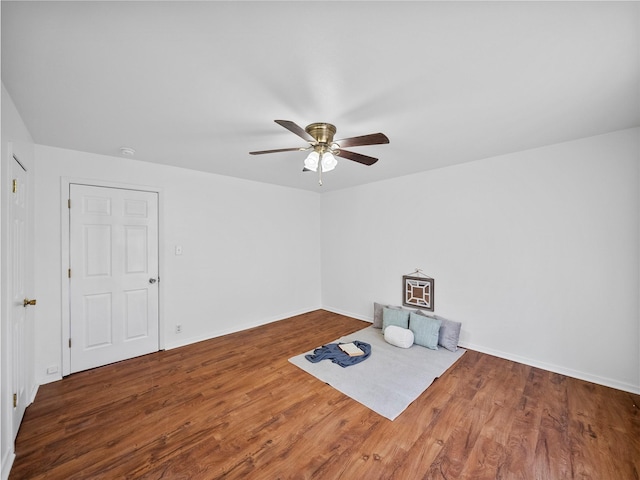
[69,338,72,348]
[13,393,17,408]
[68,268,71,278]
[68,198,71,209]
[12,179,18,194]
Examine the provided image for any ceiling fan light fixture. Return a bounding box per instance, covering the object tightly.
[251,120,389,185]
[304,151,319,172]
[321,152,337,172]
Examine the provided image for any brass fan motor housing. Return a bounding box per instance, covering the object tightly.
[305,123,337,145]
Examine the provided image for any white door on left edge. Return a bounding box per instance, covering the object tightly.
[69,184,159,373]
[10,152,33,437]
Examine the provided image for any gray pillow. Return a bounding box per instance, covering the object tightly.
[408,312,441,350]
[414,310,462,352]
[373,302,401,328]
[438,317,462,352]
[382,307,410,332]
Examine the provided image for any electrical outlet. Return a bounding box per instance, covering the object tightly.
[176,324,182,334]
[47,365,58,375]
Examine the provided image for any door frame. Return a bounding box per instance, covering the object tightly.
[60,177,164,376]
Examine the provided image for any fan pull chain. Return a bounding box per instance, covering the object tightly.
[318,165,323,186]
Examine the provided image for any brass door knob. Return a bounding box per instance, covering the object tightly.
[23,298,37,307]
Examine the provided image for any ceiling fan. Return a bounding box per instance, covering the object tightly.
[250,120,390,185]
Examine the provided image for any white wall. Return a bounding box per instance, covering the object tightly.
[34,145,321,384]
[321,128,640,393]
[1,84,37,480]
[5,85,639,480]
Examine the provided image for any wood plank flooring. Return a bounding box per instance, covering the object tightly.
[9,310,640,479]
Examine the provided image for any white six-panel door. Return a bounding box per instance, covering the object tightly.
[69,184,159,373]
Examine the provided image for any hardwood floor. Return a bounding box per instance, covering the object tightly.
[10,310,640,479]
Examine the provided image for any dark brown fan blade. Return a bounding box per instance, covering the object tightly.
[274,120,315,142]
[249,147,305,155]
[335,149,379,166]
[336,132,389,148]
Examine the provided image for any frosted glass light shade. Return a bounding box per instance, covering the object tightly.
[304,151,319,172]
[321,152,337,172]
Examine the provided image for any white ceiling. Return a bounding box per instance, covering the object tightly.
[2,1,639,192]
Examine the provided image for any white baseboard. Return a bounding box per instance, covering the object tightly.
[321,305,372,323]
[1,385,41,480]
[35,307,640,396]
[165,306,323,350]
[321,307,640,394]
[37,372,63,386]
[29,384,39,404]
[1,449,15,480]
[460,341,640,395]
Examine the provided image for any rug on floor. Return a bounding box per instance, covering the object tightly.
[288,325,465,420]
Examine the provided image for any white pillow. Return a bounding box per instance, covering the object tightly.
[384,325,414,349]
